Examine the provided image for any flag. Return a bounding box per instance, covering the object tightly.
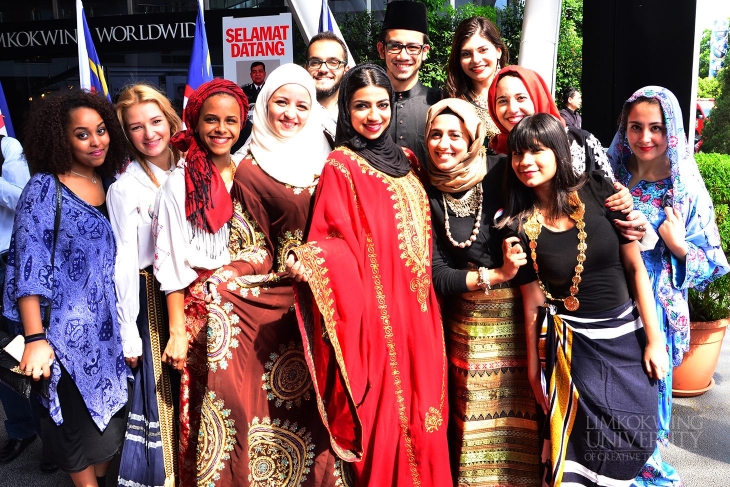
[76,0,110,101]
[0,82,15,138]
[183,0,213,128]
[287,0,355,66]
[319,0,333,33]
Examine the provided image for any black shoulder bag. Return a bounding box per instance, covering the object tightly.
[0,174,62,398]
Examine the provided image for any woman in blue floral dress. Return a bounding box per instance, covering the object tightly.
[3,90,130,487]
[608,86,729,487]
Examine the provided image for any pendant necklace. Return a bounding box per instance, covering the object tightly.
[70,170,98,184]
[524,191,586,312]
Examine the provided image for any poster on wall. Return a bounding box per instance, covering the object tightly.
[222,13,293,91]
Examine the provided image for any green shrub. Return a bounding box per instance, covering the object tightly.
[689,153,730,321]
[701,67,730,155]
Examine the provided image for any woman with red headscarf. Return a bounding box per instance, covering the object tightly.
[487,65,646,241]
[152,78,248,485]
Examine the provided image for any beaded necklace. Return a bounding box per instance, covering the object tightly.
[442,182,483,248]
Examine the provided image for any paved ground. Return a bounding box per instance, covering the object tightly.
[1,334,729,486]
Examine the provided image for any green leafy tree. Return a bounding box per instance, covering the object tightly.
[698,77,721,99]
[496,1,524,64]
[699,29,711,78]
[555,0,583,100]
[336,10,382,66]
[702,67,730,154]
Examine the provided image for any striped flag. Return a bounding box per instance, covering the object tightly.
[76,0,110,101]
[183,0,213,128]
[0,82,15,138]
[319,0,333,33]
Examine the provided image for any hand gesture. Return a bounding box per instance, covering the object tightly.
[161,329,188,373]
[643,341,669,381]
[19,340,54,381]
[658,207,688,258]
[605,182,633,213]
[501,237,527,281]
[613,210,648,241]
[125,355,141,368]
[285,253,312,282]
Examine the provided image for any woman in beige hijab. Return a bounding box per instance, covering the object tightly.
[425,98,540,486]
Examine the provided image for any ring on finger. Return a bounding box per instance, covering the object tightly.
[635,225,646,232]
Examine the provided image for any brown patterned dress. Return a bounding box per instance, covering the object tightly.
[197,157,351,487]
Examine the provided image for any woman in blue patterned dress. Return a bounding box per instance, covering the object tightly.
[3,90,130,487]
[607,86,729,487]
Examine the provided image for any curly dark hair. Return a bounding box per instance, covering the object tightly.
[22,90,128,178]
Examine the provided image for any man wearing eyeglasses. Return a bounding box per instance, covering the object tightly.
[377,0,442,169]
[305,31,350,147]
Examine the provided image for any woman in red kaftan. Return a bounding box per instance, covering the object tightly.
[289,64,452,487]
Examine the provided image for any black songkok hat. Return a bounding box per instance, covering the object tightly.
[381,1,429,35]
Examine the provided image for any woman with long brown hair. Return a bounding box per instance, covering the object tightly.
[110,83,182,487]
[444,16,509,149]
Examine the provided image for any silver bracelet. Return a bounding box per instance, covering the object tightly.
[477,267,491,295]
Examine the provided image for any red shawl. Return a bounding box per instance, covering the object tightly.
[487,65,564,154]
[293,148,451,487]
[171,78,249,234]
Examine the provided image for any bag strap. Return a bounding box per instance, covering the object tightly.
[43,175,62,327]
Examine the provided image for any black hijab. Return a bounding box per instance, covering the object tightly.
[335,64,412,178]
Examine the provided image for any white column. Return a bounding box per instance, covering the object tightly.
[518,0,562,96]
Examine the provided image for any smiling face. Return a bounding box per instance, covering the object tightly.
[307,39,349,99]
[195,94,241,158]
[427,113,470,170]
[626,100,668,165]
[459,34,502,90]
[377,29,429,91]
[349,85,391,140]
[511,143,557,193]
[124,101,171,167]
[495,76,535,132]
[67,107,109,169]
[266,84,312,139]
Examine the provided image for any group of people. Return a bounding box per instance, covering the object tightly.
[0,2,727,487]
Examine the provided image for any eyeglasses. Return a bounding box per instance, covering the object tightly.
[384,41,426,55]
[306,58,347,70]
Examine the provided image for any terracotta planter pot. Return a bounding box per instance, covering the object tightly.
[672,318,729,397]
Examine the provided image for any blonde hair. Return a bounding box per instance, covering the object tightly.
[116,83,182,187]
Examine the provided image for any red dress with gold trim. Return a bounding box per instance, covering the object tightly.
[293,147,451,487]
[197,157,349,487]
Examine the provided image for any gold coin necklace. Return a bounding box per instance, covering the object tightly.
[524,191,586,312]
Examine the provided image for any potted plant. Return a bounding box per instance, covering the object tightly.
[673,152,730,396]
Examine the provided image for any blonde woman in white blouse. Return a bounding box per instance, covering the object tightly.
[108,83,182,487]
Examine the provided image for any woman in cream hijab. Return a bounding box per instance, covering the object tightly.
[426,98,541,486]
[197,64,345,486]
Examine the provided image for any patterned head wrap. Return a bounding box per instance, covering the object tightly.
[425,98,487,193]
[487,65,563,155]
[171,78,249,234]
[607,86,730,364]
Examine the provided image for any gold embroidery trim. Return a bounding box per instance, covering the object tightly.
[141,268,178,484]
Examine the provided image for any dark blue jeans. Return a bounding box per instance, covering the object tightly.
[0,382,38,440]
